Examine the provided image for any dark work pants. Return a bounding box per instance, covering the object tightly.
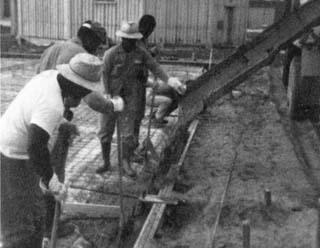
[98,110,140,160]
[1,154,44,248]
[98,85,146,160]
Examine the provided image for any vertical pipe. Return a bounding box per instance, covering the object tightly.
[243,219,250,248]
[208,48,213,70]
[316,198,320,248]
[49,202,61,248]
[10,0,17,35]
[116,118,125,248]
[264,189,272,207]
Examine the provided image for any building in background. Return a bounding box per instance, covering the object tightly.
[12,0,249,47]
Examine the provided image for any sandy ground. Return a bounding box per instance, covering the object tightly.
[148,67,320,248]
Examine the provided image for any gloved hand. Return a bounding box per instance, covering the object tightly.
[110,96,124,112]
[167,77,187,95]
[39,174,68,202]
[59,121,79,146]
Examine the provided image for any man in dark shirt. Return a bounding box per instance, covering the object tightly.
[96,21,186,176]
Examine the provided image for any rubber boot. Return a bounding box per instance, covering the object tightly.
[122,158,136,177]
[96,142,111,174]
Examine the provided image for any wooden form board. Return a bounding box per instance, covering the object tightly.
[178,0,320,130]
[62,202,120,218]
[134,119,199,248]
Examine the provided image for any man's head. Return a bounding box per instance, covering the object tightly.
[139,15,156,39]
[57,53,103,108]
[77,21,107,55]
[116,21,143,52]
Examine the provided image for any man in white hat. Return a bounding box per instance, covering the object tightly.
[96,21,186,176]
[0,53,124,248]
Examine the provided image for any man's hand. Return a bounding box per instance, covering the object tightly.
[168,77,187,95]
[110,96,124,112]
[59,122,79,145]
[39,174,68,202]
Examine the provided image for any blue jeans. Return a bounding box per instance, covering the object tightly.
[1,154,44,248]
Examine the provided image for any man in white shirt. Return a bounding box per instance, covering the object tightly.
[0,53,124,248]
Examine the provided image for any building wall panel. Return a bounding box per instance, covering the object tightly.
[94,1,117,41]
[248,7,275,29]
[17,0,249,46]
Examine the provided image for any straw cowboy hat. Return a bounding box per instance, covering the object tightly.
[57,53,103,92]
[116,21,143,39]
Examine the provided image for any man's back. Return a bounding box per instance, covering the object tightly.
[37,39,86,73]
[0,70,64,159]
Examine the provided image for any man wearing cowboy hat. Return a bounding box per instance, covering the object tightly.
[0,53,124,248]
[36,20,123,241]
[96,21,186,176]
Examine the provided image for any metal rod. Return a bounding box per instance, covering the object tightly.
[116,118,125,248]
[208,48,213,70]
[69,185,138,199]
[49,201,61,248]
[144,77,157,169]
[147,79,157,138]
[316,198,320,248]
[242,219,250,248]
[206,131,244,248]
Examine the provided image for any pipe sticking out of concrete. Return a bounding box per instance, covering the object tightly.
[316,198,320,248]
[264,189,272,207]
[243,219,250,248]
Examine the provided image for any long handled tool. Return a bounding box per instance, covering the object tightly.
[116,116,125,248]
[48,114,78,248]
[143,78,160,166]
[49,201,61,248]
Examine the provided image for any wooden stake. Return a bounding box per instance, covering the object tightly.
[242,220,250,248]
[264,189,271,207]
[316,198,320,248]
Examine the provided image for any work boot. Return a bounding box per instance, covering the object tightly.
[96,142,111,174]
[122,159,136,177]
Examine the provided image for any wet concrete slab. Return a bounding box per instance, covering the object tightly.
[0,58,202,246]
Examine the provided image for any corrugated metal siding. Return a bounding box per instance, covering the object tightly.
[17,0,93,40]
[94,1,117,41]
[144,0,248,46]
[70,0,93,38]
[248,7,275,29]
[118,0,143,28]
[211,0,249,46]
[144,0,212,45]
[17,0,249,46]
[18,0,68,40]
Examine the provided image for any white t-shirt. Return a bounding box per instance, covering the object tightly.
[0,70,64,159]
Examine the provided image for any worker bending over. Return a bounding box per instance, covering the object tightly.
[0,53,124,248]
[37,20,121,242]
